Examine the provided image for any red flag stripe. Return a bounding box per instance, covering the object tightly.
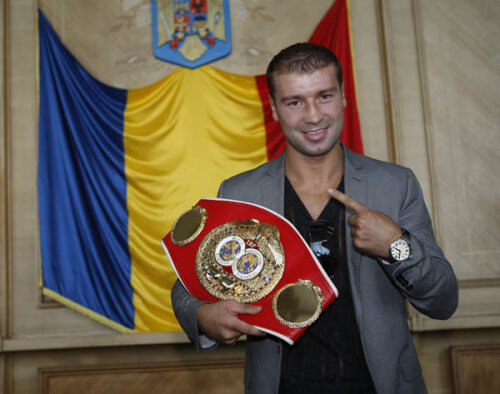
[309,0,363,154]
[255,74,286,161]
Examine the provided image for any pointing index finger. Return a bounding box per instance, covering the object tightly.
[328,188,368,213]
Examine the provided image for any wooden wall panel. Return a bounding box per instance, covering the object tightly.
[415,0,500,282]
[416,328,500,394]
[39,360,244,394]
[6,343,246,394]
[349,0,389,161]
[374,0,500,332]
[451,344,500,394]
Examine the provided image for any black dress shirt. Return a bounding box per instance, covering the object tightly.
[278,177,375,394]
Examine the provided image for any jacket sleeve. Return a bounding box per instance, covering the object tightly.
[171,280,217,351]
[380,169,458,320]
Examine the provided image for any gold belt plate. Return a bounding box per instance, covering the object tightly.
[196,219,285,303]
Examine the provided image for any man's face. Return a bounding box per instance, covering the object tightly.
[270,65,346,158]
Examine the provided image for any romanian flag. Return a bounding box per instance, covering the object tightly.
[38,0,362,333]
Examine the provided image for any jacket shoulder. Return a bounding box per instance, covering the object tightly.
[225,160,273,185]
[218,156,283,200]
[347,148,413,183]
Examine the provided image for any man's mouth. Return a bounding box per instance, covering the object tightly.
[302,127,327,135]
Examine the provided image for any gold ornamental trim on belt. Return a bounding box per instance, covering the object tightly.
[272,279,325,328]
[195,219,285,303]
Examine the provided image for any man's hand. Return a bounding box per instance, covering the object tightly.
[197,300,264,345]
[328,188,402,258]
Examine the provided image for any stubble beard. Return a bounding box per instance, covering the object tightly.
[286,120,344,158]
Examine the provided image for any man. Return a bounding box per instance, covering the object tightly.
[172,43,458,394]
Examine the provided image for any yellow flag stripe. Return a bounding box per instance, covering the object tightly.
[123,66,268,331]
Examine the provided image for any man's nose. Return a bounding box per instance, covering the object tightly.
[303,101,322,123]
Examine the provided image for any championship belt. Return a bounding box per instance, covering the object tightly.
[162,198,338,345]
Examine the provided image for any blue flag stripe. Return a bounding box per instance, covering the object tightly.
[38,10,134,329]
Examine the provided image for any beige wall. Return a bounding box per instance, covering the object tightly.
[1,0,499,393]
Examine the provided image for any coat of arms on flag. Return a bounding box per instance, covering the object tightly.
[152,0,231,68]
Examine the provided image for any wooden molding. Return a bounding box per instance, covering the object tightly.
[0,0,11,343]
[408,280,500,331]
[458,279,500,289]
[375,0,399,164]
[2,331,192,353]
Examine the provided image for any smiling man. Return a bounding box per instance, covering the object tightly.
[172,43,458,394]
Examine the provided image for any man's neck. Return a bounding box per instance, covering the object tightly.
[284,142,345,187]
[284,143,345,220]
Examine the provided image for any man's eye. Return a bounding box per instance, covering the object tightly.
[319,94,333,101]
[287,101,300,107]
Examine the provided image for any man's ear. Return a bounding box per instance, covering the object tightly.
[269,95,279,121]
[341,83,347,108]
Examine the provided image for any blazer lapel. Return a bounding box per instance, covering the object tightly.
[343,146,367,215]
[343,145,367,323]
[261,153,285,216]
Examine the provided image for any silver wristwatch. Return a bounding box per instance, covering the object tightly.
[388,228,411,263]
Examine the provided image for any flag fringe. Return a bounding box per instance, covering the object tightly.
[41,287,135,333]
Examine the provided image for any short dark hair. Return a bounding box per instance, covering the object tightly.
[266,43,343,100]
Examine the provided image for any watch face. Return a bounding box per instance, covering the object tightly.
[391,240,410,261]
